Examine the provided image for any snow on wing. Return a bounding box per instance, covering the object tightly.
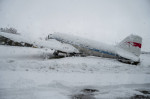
[0,31,79,53]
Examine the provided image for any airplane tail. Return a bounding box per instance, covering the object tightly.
[117,34,142,57]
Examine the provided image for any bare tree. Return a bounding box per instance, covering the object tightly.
[0,27,18,34]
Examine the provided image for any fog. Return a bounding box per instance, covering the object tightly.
[0,0,150,51]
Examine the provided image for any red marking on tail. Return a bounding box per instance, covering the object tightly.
[127,42,141,48]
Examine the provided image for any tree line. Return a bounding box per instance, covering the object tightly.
[0,27,18,34]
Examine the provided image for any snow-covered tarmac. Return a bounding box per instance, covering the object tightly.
[0,45,150,99]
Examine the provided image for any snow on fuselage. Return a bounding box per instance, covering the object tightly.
[49,33,118,58]
[49,33,141,64]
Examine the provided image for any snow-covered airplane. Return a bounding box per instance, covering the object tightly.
[0,31,142,65]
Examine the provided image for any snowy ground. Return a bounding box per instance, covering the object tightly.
[0,45,150,99]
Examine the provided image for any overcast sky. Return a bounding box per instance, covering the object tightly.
[0,0,150,51]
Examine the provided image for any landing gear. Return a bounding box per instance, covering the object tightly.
[52,50,83,58]
[52,51,66,58]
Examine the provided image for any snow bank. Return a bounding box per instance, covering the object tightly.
[0,45,149,74]
[0,71,150,99]
[0,45,150,99]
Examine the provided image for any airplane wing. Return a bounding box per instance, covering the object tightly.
[0,31,79,53]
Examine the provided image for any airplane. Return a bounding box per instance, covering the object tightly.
[0,31,142,65]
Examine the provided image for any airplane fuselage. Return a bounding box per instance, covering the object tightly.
[49,33,118,59]
[49,33,141,65]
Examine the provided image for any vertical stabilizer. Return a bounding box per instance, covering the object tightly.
[117,35,142,56]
